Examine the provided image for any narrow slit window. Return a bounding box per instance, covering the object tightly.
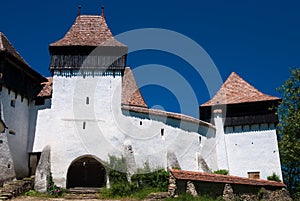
[83,122,86,129]
[140,121,142,126]
[10,100,15,108]
[86,97,89,105]
[161,128,164,137]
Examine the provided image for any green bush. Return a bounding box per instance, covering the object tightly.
[47,172,66,197]
[102,157,170,199]
[25,190,39,196]
[106,155,128,185]
[213,169,229,175]
[267,173,281,182]
[131,169,169,191]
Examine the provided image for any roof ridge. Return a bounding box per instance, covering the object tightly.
[0,32,29,66]
[201,72,280,106]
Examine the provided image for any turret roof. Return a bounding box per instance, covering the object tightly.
[202,72,280,106]
[122,67,148,108]
[50,15,126,47]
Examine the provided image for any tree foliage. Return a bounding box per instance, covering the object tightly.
[277,68,300,196]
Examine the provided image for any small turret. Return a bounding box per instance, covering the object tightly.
[49,8,128,76]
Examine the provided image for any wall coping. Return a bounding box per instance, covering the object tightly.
[170,169,285,188]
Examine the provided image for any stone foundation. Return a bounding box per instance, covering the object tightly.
[0,176,34,200]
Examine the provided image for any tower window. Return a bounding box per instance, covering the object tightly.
[161,128,164,137]
[10,100,15,107]
[9,130,16,135]
[83,122,86,129]
[140,121,142,126]
[86,97,89,105]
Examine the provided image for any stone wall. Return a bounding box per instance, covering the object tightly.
[0,176,34,200]
[169,170,292,201]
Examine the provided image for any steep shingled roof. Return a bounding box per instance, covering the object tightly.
[37,78,53,97]
[50,15,126,47]
[171,169,285,188]
[122,67,148,108]
[0,32,29,66]
[202,72,280,106]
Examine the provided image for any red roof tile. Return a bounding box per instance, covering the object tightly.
[122,67,148,108]
[202,72,280,106]
[50,15,126,47]
[37,78,53,97]
[0,32,29,66]
[171,169,285,187]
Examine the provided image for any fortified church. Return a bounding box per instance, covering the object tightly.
[0,9,282,190]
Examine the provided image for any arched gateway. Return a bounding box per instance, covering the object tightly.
[66,156,106,188]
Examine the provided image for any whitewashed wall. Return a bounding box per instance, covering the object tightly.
[225,129,282,180]
[1,87,31,178]
[33,74,216,187]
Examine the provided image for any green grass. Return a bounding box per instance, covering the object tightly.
[100,186,162,200]
[24,189,67,198]
[24,190,49,197]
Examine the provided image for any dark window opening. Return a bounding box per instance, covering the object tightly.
[35,98,45,106]
[161,128,164,137]
[10,100,15,107]
[140,121,142,125]
[83,122,86,129]
[9,130,16,135]
[86,97,89,105]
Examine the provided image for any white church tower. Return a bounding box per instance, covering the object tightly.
[33,9,129,188]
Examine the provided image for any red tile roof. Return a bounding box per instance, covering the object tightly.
[0,32,29,66]
[171,169,285,187]
[37,78,53,97]
[202,72,280,106]
[122,67,148,108]
[122,105,215,129]
[50,15,126,47]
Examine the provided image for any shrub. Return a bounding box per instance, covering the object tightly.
[131,168,169,191]
[25,190,38,196]
[47,173,66,197]
[102,157,170,199]
[267,173,281,182]
[106,155,128,185]
[213,169,229,175]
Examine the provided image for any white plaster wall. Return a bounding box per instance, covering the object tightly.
[225,130,282,180]
[33,74,216,187]
[1,87,31,178]
[28,98,51,153]
[213,113,229,170]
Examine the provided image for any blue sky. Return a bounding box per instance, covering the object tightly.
[0,0,299,118]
